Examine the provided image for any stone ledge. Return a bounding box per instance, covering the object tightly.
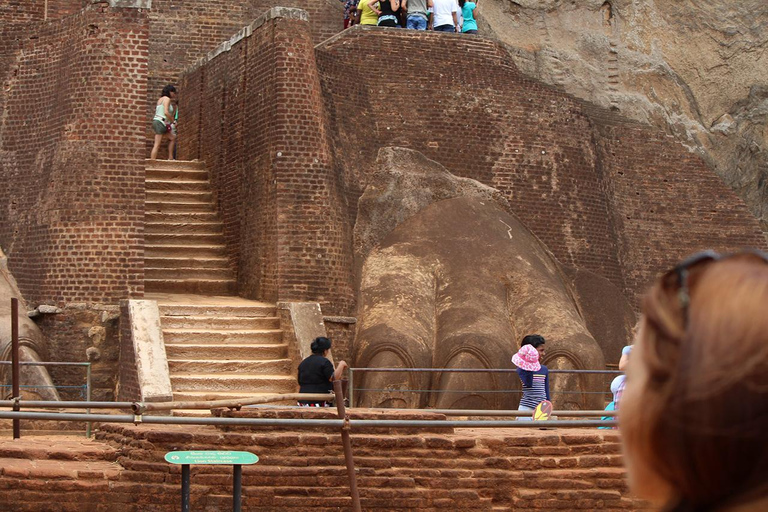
[323,315,357,324]
[107,0,152,8]
[187,7,309,73]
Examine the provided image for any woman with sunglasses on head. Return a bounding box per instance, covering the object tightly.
[620,250,768,512]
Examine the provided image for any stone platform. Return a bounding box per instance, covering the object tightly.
[0,408,648,511]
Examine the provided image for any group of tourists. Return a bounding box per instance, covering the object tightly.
[345,0,478,34]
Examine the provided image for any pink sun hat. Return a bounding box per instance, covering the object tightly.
[511,344,541,372]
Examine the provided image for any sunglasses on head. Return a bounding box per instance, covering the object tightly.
[663,249,768,329]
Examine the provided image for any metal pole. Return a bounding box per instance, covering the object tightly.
[181,464,191,512]
[86,363,92,438]
[11,298,20,439]
[232,464,242,512]
[0,411,619,428]
[348,368,354,408]
[334,379,361,512]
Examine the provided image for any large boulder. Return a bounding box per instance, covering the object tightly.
[353,149,630,410]
[480,0,768,233]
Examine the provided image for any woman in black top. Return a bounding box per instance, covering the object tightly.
[369,0,401,27]
[297,337,348,406]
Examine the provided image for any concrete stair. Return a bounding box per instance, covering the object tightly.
[144,159,236,295]
[153,298,297,416]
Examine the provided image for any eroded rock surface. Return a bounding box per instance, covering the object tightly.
[0,249,59,400]
[353,149,633,410]
[481,0,768,232]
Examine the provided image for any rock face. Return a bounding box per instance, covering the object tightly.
[353,149,634,410]
[480,0,768,233]
[0,249,59,401]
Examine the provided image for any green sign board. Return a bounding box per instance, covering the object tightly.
[165,451,259,465]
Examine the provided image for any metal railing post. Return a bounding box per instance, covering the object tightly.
[348,368,354,408]
[86,363,92,438]
[11,298,20,439]
[334,379,361,512]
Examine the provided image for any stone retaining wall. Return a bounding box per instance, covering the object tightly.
[0,411,648,510]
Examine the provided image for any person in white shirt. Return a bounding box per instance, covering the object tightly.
[431,0,458,32]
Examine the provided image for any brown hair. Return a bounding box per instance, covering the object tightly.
[637,255,768,511]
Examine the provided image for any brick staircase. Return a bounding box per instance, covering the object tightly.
[144,159,236,295]
[144,159,296,415]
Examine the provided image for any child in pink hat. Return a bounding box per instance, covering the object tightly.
[512,336,551,420]
[512,343,541,372]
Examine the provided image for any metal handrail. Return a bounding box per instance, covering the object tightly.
[0,359,92,435]
[0,400,616,417]
[347,367,622,408]
[0,410,617,428]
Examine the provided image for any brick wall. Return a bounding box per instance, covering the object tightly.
[2,421,649,511]
[32,305,121,402]
[316,28,627,293]
[315,28,766,306]
[0,3,148,306]
[146,0,342,156]
[178,9,355,314]
[0,0,84,24]
[586,106,768,305]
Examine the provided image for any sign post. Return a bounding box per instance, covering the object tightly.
[165,451,258,512]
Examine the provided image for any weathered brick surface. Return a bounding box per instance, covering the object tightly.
[145,0,342,155]
[0,424,651,510]
[584,105,767,305]
[178,11,354,316]
[314,28,766,307]
[0,0,84,25]
[29,303,121,402]
[0,3,148,306]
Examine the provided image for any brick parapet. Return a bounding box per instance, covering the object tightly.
[0,4,148,306]
[145,0,342,157]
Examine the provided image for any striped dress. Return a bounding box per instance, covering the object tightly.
[517,365,550,409]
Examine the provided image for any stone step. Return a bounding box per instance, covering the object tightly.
[144,244,228,258]
[145,221,223,235]
[145,158,207,171]
[0,439,118,462]
[161,315,280,330]
[158,304,276,317]
[145,232,226,245]
[164,343,288,360]
[163,329,283,344]
[145,278,236,295]
[146,267,233,280]
[170,374,297,393]
[0,458,121,481]
[146,178,210,192]
[146,200,215,213]
[167,359,292,374]
[145,256,230,269]
[146,167,209,181]
[145,211,219,223]
[146,190,213,202]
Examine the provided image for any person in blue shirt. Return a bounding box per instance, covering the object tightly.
[512,335,550,420]
[458,0,477,34]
